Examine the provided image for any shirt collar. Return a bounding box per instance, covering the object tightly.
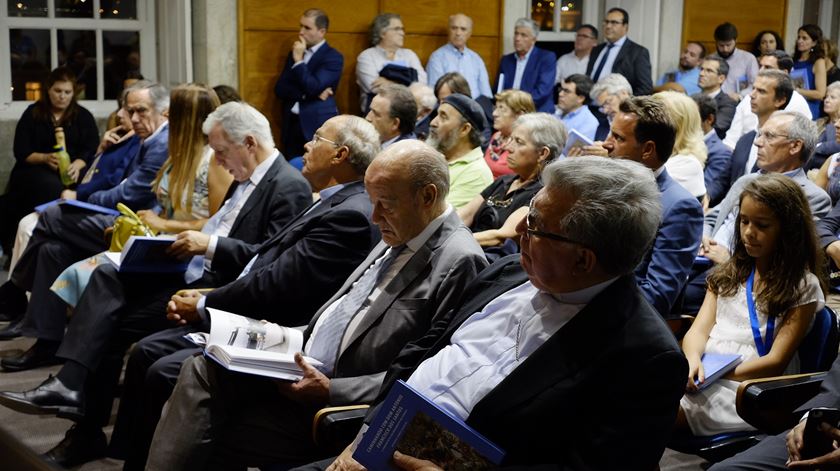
[561,105,585,118]
[517,46,534,62]
[143,121,168,146]
[381,133,401,148]
[703,129,717,140]
[609,35,628,47]
[448,147,484,166]
[318,181,349,202]
[403,205,453,252]
[447,43,469,55]
[545,276,619,305]
[246,149,278,187]
[653,165,666,177]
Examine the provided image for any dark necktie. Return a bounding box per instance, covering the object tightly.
[591,43,615,82]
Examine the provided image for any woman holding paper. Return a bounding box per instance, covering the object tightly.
[792,24,828,119]
[677,174,826,435]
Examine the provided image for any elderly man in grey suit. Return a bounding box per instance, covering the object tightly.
[145,139,488,470]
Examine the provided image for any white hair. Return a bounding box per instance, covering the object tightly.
[514,17,539,38]
[202,101,275,148]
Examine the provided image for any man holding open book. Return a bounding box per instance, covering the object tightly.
[145,140,488,470]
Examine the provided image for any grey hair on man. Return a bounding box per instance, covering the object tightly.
[202,101,275,149]
[127,80,170,114]
[334,115,382,175]
[542,156,662,275]
[590,73,633,102]
[370,13,401,46]
[512,113,568,162]
[515,17,540,38]
[409,82,438,115]
[769,110,818,163]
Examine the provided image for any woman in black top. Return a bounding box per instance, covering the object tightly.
[458,113,567,249]
[0,67,99,253]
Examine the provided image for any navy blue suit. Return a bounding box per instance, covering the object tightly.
[634,169,703,316]
[728,130,757,193]
[496,47,557,113]
[274,42,343,157]
[704,132,734,207]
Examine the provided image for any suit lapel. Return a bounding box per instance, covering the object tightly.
[228,158,282,236]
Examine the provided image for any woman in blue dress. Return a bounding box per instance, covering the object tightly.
[792,24,828,119]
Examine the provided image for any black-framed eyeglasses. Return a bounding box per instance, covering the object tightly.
[524,198,585,245]
[603,19,625,26]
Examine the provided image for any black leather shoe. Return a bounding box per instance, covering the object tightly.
[43,424,107,467]
[0,375,84,420]
[0,319,23,340]
[0,341,62,371]
[0,281,28,319]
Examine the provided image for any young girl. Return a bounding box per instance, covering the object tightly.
[678,174,827,435]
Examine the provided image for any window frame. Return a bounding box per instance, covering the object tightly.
[530,0,599,42]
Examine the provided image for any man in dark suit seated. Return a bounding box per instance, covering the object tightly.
[0,112,378,468]
[274,8,343,158]
[495,17,556,113]
[586,7,652,96]
[694,93,734,207]
[144,139,489,470]
[294,156,688,471]
[698,55,737,139]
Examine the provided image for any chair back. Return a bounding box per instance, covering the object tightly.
[799,306,840,373]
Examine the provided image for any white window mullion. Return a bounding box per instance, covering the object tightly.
[94,0,101,19]
[50,28,58,69]
[96,29,104,100]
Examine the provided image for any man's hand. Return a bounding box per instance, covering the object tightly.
[704,239,730,265]
[319,87,334,101]
[97,125,125,153]
[60,189,77,200]
[44,153,59,171]
[167,230,211,259]
[787,422,840,468]
[392,451,443,471]
[67,159,86,182]
[292,36,306,63]
[167,289,203,325]
[276,352,330,405]
[326,444,366,471]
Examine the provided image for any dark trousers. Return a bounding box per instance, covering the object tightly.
[708,431,789,470]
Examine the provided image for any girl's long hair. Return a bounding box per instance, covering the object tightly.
[707,174,827,317]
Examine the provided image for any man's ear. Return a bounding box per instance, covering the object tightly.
[573,246,598,276]
[419,183,438,207]
[640,140,659,165]
[788,139,804,158]
[332,144,349,164]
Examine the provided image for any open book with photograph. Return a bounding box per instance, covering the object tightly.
[188,307,320,381]
[102,235,188,273]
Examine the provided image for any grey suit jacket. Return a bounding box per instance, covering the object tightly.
[302,211,488,405]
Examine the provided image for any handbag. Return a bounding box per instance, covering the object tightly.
[109,202,156,252]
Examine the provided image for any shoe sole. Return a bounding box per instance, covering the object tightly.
[0,394,84,421]
[0,357,64,372]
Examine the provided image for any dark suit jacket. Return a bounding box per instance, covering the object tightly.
[204,156,312,286]
[371,256,688,469]
[303,211,488,405]
[586,38,653,96]
[274,42,343,143]
[817,199,840,249]
[205,181,380,326]
[496,47,557,113]
[714,92,738,139]
[728,130,757,192]
[704,132,734,207]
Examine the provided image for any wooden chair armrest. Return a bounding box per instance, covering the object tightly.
[736,372,827,434]
[312,405,369,449]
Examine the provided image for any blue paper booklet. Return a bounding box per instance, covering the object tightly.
[34,198,120,216]
[563,128,595,155]
[790,68,812,90]
[694,353,743,391]
[353,380,505,470]
[103,235,188,273]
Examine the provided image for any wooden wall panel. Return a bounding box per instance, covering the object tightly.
[238,1,503,148]
[682,0,787,56]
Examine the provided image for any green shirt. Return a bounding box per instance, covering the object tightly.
[446,147,494,209]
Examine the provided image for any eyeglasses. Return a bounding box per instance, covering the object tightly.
[524,198,585,245]
[576,33,596,40]
[311,134,339,147]
[603,19,625,26]
[755,130,791,141]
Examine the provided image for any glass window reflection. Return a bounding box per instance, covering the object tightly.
[7,0,48,17]
[100,0,137,19]
[58,30,97,99]
[10,29,51,100]
[103,31,141,99]
[55,0,93,18]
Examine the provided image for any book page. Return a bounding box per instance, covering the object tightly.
[207,307,290,352]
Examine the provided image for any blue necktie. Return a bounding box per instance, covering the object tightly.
[184,182,248,284]
[591,43,615,82]
[307,246,403,374]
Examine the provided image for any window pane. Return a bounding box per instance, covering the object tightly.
[558,1,582,32]
[100,0,136,19]
[10,29,50,101]
[531,0,555,32]
[103,31,141,99]
[7,0,48,17]
[56,0,93,18]
[58,30,97,99]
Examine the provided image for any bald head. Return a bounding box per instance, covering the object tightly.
[448,13,473,50]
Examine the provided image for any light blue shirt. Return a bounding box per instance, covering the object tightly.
[591,35,627,82]
[657,66,701,95]
[426,43,493,99]
[512,47,534,90]
[558,105,599,142]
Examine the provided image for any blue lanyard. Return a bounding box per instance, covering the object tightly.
[746,268,775,356]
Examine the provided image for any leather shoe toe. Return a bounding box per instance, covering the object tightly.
[0,320,23,341]
[0,343,62,372]
[0,375,84,420]
[43,425,106,467]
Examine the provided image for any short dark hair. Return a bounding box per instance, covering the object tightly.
[692,93,717,123]
[607,7,628,24]
[687,41,707,58]
[618,96,677,163]
[760,50,794,72]
[714,22,738,42]
[303,8,329,30]
[380,84,417,135]
[578,24,599,40]
[564,74,594,104]
[758,69,794,108]
[434,72,471,98]
[704,55,730,77]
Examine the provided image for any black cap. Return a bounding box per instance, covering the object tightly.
[442,93,487,133]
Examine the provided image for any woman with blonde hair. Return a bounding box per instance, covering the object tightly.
[654,91,707,201]
[484,89,536,178]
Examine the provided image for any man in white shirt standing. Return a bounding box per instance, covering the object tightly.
[556,24,598,84]
[426,14,492,100]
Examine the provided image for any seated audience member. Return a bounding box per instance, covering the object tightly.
[556,73,599,142]
[684,111,831,314]
[0,84,235,370]
[0,81,170,343]
[496,17,556,113]
[555,24,598,84]
[433,71,471,103]
[698,55,737,139]
[723,50,813,151]
[364,83,417,148]
[587,7,653,96]
[459,113,566,256]
[212,84,241,103]
[792,24,828,120]
[426,14,492,100]
[356,13,427,111]
[811,82,840,178]
[714,22,759,98]
[679,174,825,436]
[752,30,784,57]
[601,96,704,316]
[658,41,706,96]
[294,157,688,471]
[709,355,840,470]
[427,94,493,209]
[409,82,437,141]
[654,91,708,201]
[143,140,488,470]
[484,89,536,178]
[589,73,632,141]
[694,93,734,207]
[818,195,840,278]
